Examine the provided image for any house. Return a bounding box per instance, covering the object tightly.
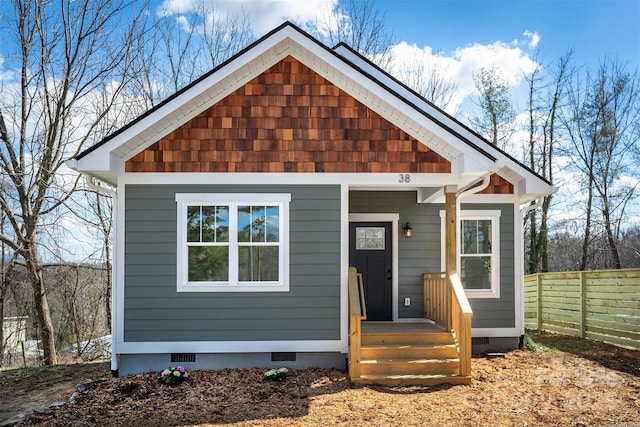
[70,22,554,385]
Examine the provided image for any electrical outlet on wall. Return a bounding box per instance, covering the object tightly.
[404,297,411,307]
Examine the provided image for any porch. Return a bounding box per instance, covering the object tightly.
[348,268,472,386]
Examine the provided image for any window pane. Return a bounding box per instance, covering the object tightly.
[460,256,491,289]
[201,206,217,242]
[461,220,491,254]
[238,206,252,242]
[187,206,200,242]
[251,206,266,242]
[238,246,279,281]
[188,246,229,282]
[215,206,229,242]
[265,206,280,242]
[238,205,280,243]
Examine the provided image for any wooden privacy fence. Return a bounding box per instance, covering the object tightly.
[524,269,640,348]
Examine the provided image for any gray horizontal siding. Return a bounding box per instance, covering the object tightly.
[350,191,442,319]
[124,184,341,342]
[350,192,516,328]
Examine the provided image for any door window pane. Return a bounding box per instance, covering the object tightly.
[355,227,385,250]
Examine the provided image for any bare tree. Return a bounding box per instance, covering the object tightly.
[395,49,458,110]
[0,0,145,364]
[470,67,517,148]
[525,51,573,273]
[52,264,109,359]
[129,4,253,109]
[314,0,395,70]
[561,58,640,269]
[0,212,17,366]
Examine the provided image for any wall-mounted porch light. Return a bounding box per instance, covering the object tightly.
[402,222,413,238]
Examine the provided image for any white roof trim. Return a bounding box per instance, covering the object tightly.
[74,23,553,199]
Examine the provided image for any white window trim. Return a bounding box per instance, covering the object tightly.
[440,209,501,299]
[176,193,291,292]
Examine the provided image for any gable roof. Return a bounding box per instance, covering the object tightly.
[71,21,553,201]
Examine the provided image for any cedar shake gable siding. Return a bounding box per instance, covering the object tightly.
[126,57,451,174]
[478,174,514,195]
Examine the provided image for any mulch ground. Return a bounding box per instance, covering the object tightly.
[4,333,640,426]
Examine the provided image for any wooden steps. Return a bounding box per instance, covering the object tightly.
[351,324,472,386]
[355,373,472,387]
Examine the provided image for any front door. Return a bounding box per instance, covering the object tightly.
[349,222,392,321]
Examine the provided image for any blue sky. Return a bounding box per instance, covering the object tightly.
[376,0,639,71]
[153,0,638,115]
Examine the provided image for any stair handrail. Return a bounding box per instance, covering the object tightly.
[449,272,472,377]
[348,267,365,379]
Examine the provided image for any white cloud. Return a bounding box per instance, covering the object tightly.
[157,0,338,35]
[523,30,541,49]
[389,39,539,114]
[0,56,18,83]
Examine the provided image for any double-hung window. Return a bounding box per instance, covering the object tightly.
[441,210,501,298]
[176,193,290,292]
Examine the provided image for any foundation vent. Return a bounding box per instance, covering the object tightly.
[171,353,196,363]
[472,337,490,346]
[271,352,296,362]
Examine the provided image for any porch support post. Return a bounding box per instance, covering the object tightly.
[444,187,457,331]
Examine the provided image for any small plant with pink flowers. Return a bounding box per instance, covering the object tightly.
[158,366,188,386]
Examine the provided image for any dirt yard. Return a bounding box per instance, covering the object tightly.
[2,333,639,426]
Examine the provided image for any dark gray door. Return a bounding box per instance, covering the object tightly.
[349,222,392,321]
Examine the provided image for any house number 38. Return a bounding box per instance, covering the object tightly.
[399,174,411,183]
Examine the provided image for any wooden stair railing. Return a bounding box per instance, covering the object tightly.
[423,272,473,378]
[348,267,366,380]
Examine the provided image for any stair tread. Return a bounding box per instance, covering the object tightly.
[362,331,451,336]
[362,343,456,349]
[360,373,465,379]
[354,374,473,386]
[361,358,460,364]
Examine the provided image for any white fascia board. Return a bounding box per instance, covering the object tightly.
[120,172,466,188]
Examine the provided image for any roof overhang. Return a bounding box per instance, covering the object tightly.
[71,22,555,202]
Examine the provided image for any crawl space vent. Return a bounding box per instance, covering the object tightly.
[171,353,196,363]
[271,352,296,362]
